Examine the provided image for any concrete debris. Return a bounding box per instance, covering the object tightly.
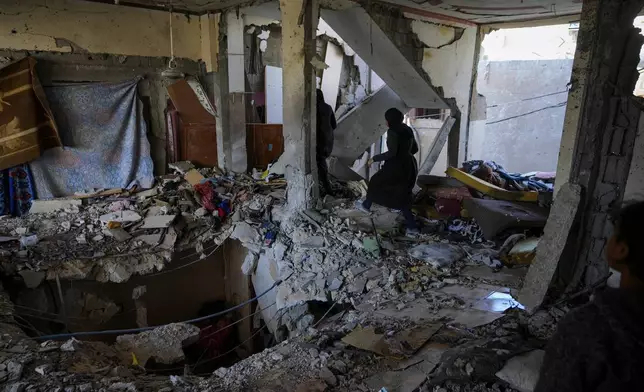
[99,210,142,225]
[140,214,177,229]
[60,338,82,352]
[116,323,200,365]
[495,349,545,392]
[241,252,259,275]
[29,198,82,214]
[0,161,573,392]
[0,165,277,284]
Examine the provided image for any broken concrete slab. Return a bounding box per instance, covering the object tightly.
[341,326,392,356]
[116,323,199,365]
[140,215,177,229]
[396,342,450,374]
[29,198,82,214]
[460,265,528,287]
[136,234,162,246]
[231,222,260,244]
[495,349,545,392]
[463,198,549,240]
[519,183,581,312]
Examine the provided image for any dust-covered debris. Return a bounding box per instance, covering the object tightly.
[116,323,200,365]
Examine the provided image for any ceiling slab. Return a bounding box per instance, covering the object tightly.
[80,0,270,14]
[379,0,582,24]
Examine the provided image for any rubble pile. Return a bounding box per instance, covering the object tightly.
[0,162,276,284]
[0,160,570,392]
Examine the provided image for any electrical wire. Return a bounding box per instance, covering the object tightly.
[33,278,284,341]
[486,101,567,125]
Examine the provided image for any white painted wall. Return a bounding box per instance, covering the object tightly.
[321,42,344,110]
[265,65,284,124]
[227,12,246,93]
[410,18,478,163]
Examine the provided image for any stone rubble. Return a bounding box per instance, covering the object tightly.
[0,170,574,392]
[0,165,263,285]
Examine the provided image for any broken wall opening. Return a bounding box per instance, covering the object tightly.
[6,238,265,374]
[468,23,577,174]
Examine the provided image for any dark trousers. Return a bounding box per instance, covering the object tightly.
[317,155,333,194]
[362,198,418,230]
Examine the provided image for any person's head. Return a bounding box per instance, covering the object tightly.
[385,108,404,127]
[316,89,325,103]
[606,201,644,288]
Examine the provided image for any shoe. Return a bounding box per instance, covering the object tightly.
[354,200,371,214]
[405,227,420,238]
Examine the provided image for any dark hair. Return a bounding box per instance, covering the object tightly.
[612,201,644,279]
[385,108,404,125]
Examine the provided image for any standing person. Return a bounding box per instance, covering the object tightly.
[316,89,337,196]
[535,201,644,392]
[355,108,419,235]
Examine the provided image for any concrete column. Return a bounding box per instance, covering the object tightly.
[224,11,247,173]
[524,0,644,299]
[280,0,319,209]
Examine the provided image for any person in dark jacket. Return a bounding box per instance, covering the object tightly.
[355,108,419,235]
[535,201,644,392]
[316,89,337,195]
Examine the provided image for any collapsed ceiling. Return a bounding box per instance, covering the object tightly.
[82,0,583,23]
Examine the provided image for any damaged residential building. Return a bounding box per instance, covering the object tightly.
[1,0,644,391]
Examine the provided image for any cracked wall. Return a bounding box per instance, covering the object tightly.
[367,5,477,164]
[0,0,202,60]
[241,20,374,121]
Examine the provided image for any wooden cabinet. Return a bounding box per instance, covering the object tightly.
[246,124,284,170]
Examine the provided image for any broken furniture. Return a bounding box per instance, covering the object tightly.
[167,78,219,167]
